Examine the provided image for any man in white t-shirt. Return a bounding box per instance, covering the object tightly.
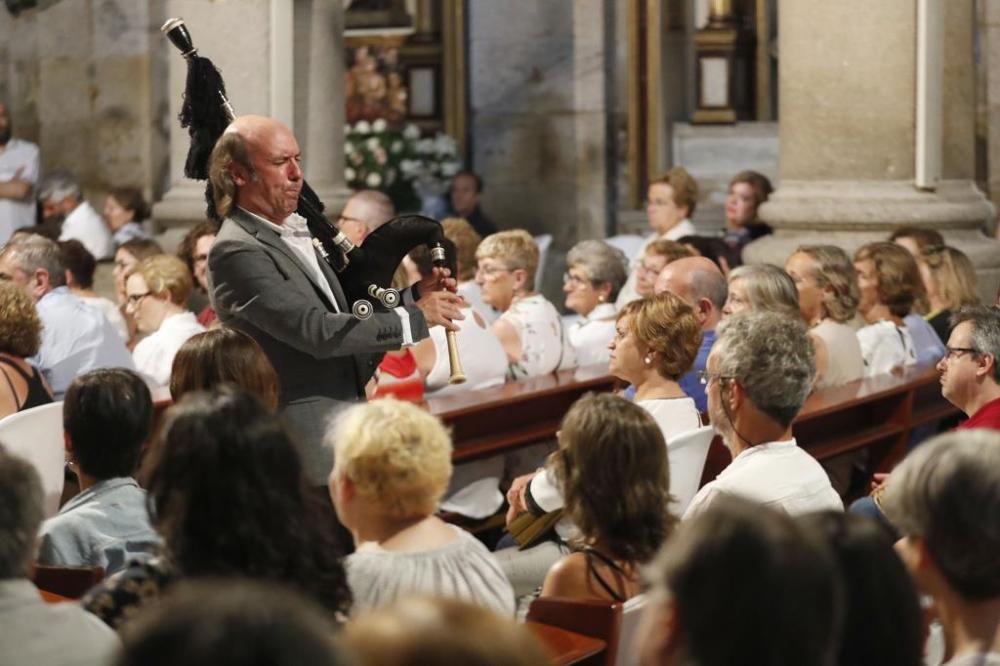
[39,170,113,260]
[685,310,843,518]
[0,101,40,245]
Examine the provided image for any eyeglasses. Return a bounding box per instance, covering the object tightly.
[125,292,151,307]
[698,370,733,386]
[476,265,512,278]
[944,346,979,361]
[563,272,591,288]
[645,199,673,208]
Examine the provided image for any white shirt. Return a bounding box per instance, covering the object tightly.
[615,219,698,308]
[501,293,576,380]
[133,311,206,388]
[684,439,843,519]
[0,138,39,244]
[567,302,617,367]
[425,305,507,396]
[857,320,917,377]
[248,208,416,346]
[30,287,135,398]
[59,201,113,260]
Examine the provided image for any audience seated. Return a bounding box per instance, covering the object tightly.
[0,234,134,397]
[616,167,699,305]
[337,189,395,246]
[441,216,498,325]
[562,239,627,366]
[890,225,945,260]
[169,328,280,409]
[115,581,346,666]
[785,245,865,388]
[915,244,979,342]
[676,234,740,275]
[637,496,841,666]
[342,596,548,666]
[59,239,128,340]
[408,242,507,395]
[0,281,52,419]
[476,229,575,380]
[447,170,497,238]
[0,445,119,665]
[540,393,675,604]
[882,430,1000,665]
[720,169,775,256]
[327,398,515,615]
[937,305,1000,430]
[39,170,113,260]
[177,221,219,327]
[723,263,830,388]
[36,369,157,574]
[853,242,921,375]
[797,511,924,666]
[653,255,728,412]
[686,311,842,517]
[81,386,351,628]
[112,238,162,343]
[102,187,152,247]
[125,254,206,386]
[616,238,694,308]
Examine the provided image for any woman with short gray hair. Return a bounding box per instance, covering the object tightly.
[563,240,628,366]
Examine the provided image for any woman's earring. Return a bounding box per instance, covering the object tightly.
[644,355,653,365]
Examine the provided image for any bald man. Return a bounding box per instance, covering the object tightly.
[337,189,395,245]
[653,256,727,412]
[206,115,462,484]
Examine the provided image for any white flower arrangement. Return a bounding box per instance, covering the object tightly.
[343,120,464,212]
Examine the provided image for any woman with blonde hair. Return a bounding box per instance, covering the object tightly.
[0,281,52,419]
[852,243,920,375]
[475,229,575,379]
[441,217,497,325]
[125,254,206,386]
[785,245,865,388]
[327,398,514,615]
[917,244,979,342]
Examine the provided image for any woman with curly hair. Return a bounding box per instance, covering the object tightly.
[0,281,52,419]
[81,385,352,629]
[541,393,676,602]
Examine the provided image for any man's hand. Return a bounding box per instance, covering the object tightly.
[416,289,464,331]
[416,266,458,297]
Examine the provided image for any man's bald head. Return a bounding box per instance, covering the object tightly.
[655,256,727,330]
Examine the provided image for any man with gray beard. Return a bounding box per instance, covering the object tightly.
[0,100,40,245]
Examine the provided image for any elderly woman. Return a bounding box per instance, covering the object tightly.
[112,238,162,343]
[785,245,865,388]
[169,328,280,410]
[125,254,206,386]
[540,393,675,603]
[615,239,694,308]
[853,243,920,376]
[721,170,774,254]
[915,244,979,342]
[724,263,832,386]
[327,398,515,616]
[81,386,352,628]
[442,217,497,325]
[103,186,152,247]
[476,229,575,379]
[0,281,52,419]
[562,240,627,366]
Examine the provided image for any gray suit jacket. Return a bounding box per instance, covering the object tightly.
[208,208,429,483]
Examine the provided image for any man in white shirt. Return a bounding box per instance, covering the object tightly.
[616,166,700,306]
[39,170,113,260]
[0,446,119,666]
[685,310,842,518]
[0,234,134,398]
[0,101,40,245]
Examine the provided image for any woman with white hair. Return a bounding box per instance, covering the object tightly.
[327,398,515,616]
[563,240,628,366]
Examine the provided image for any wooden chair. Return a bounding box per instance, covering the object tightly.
[527,596,622,666]
[32,564,104,599]
[0,402,65,517]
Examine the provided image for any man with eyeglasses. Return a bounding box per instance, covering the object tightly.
[937,305,1000,430]
[0,234,133,397]
[336,189,395,246]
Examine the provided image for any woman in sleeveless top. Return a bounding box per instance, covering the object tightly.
[475,230,575,380]
[0,282,53,420]
[785,246,865,389]
[540,393,676,603]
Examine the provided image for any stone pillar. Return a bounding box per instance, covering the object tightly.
[744,0,999,304]
[154,0,349,228]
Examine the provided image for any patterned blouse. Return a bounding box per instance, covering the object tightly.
[80,556,175,630]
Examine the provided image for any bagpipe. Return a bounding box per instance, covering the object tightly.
[161,18,465,384]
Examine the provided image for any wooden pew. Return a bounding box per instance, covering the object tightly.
[526,596,620,666]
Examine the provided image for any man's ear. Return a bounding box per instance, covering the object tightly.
[724,379,744,413]
[978,353,996,381]
[230,163,250,187]
[64,431,74,458]
[32,268,51,298]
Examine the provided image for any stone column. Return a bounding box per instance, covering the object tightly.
[154,0,349,228]
[744,0,999,304]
